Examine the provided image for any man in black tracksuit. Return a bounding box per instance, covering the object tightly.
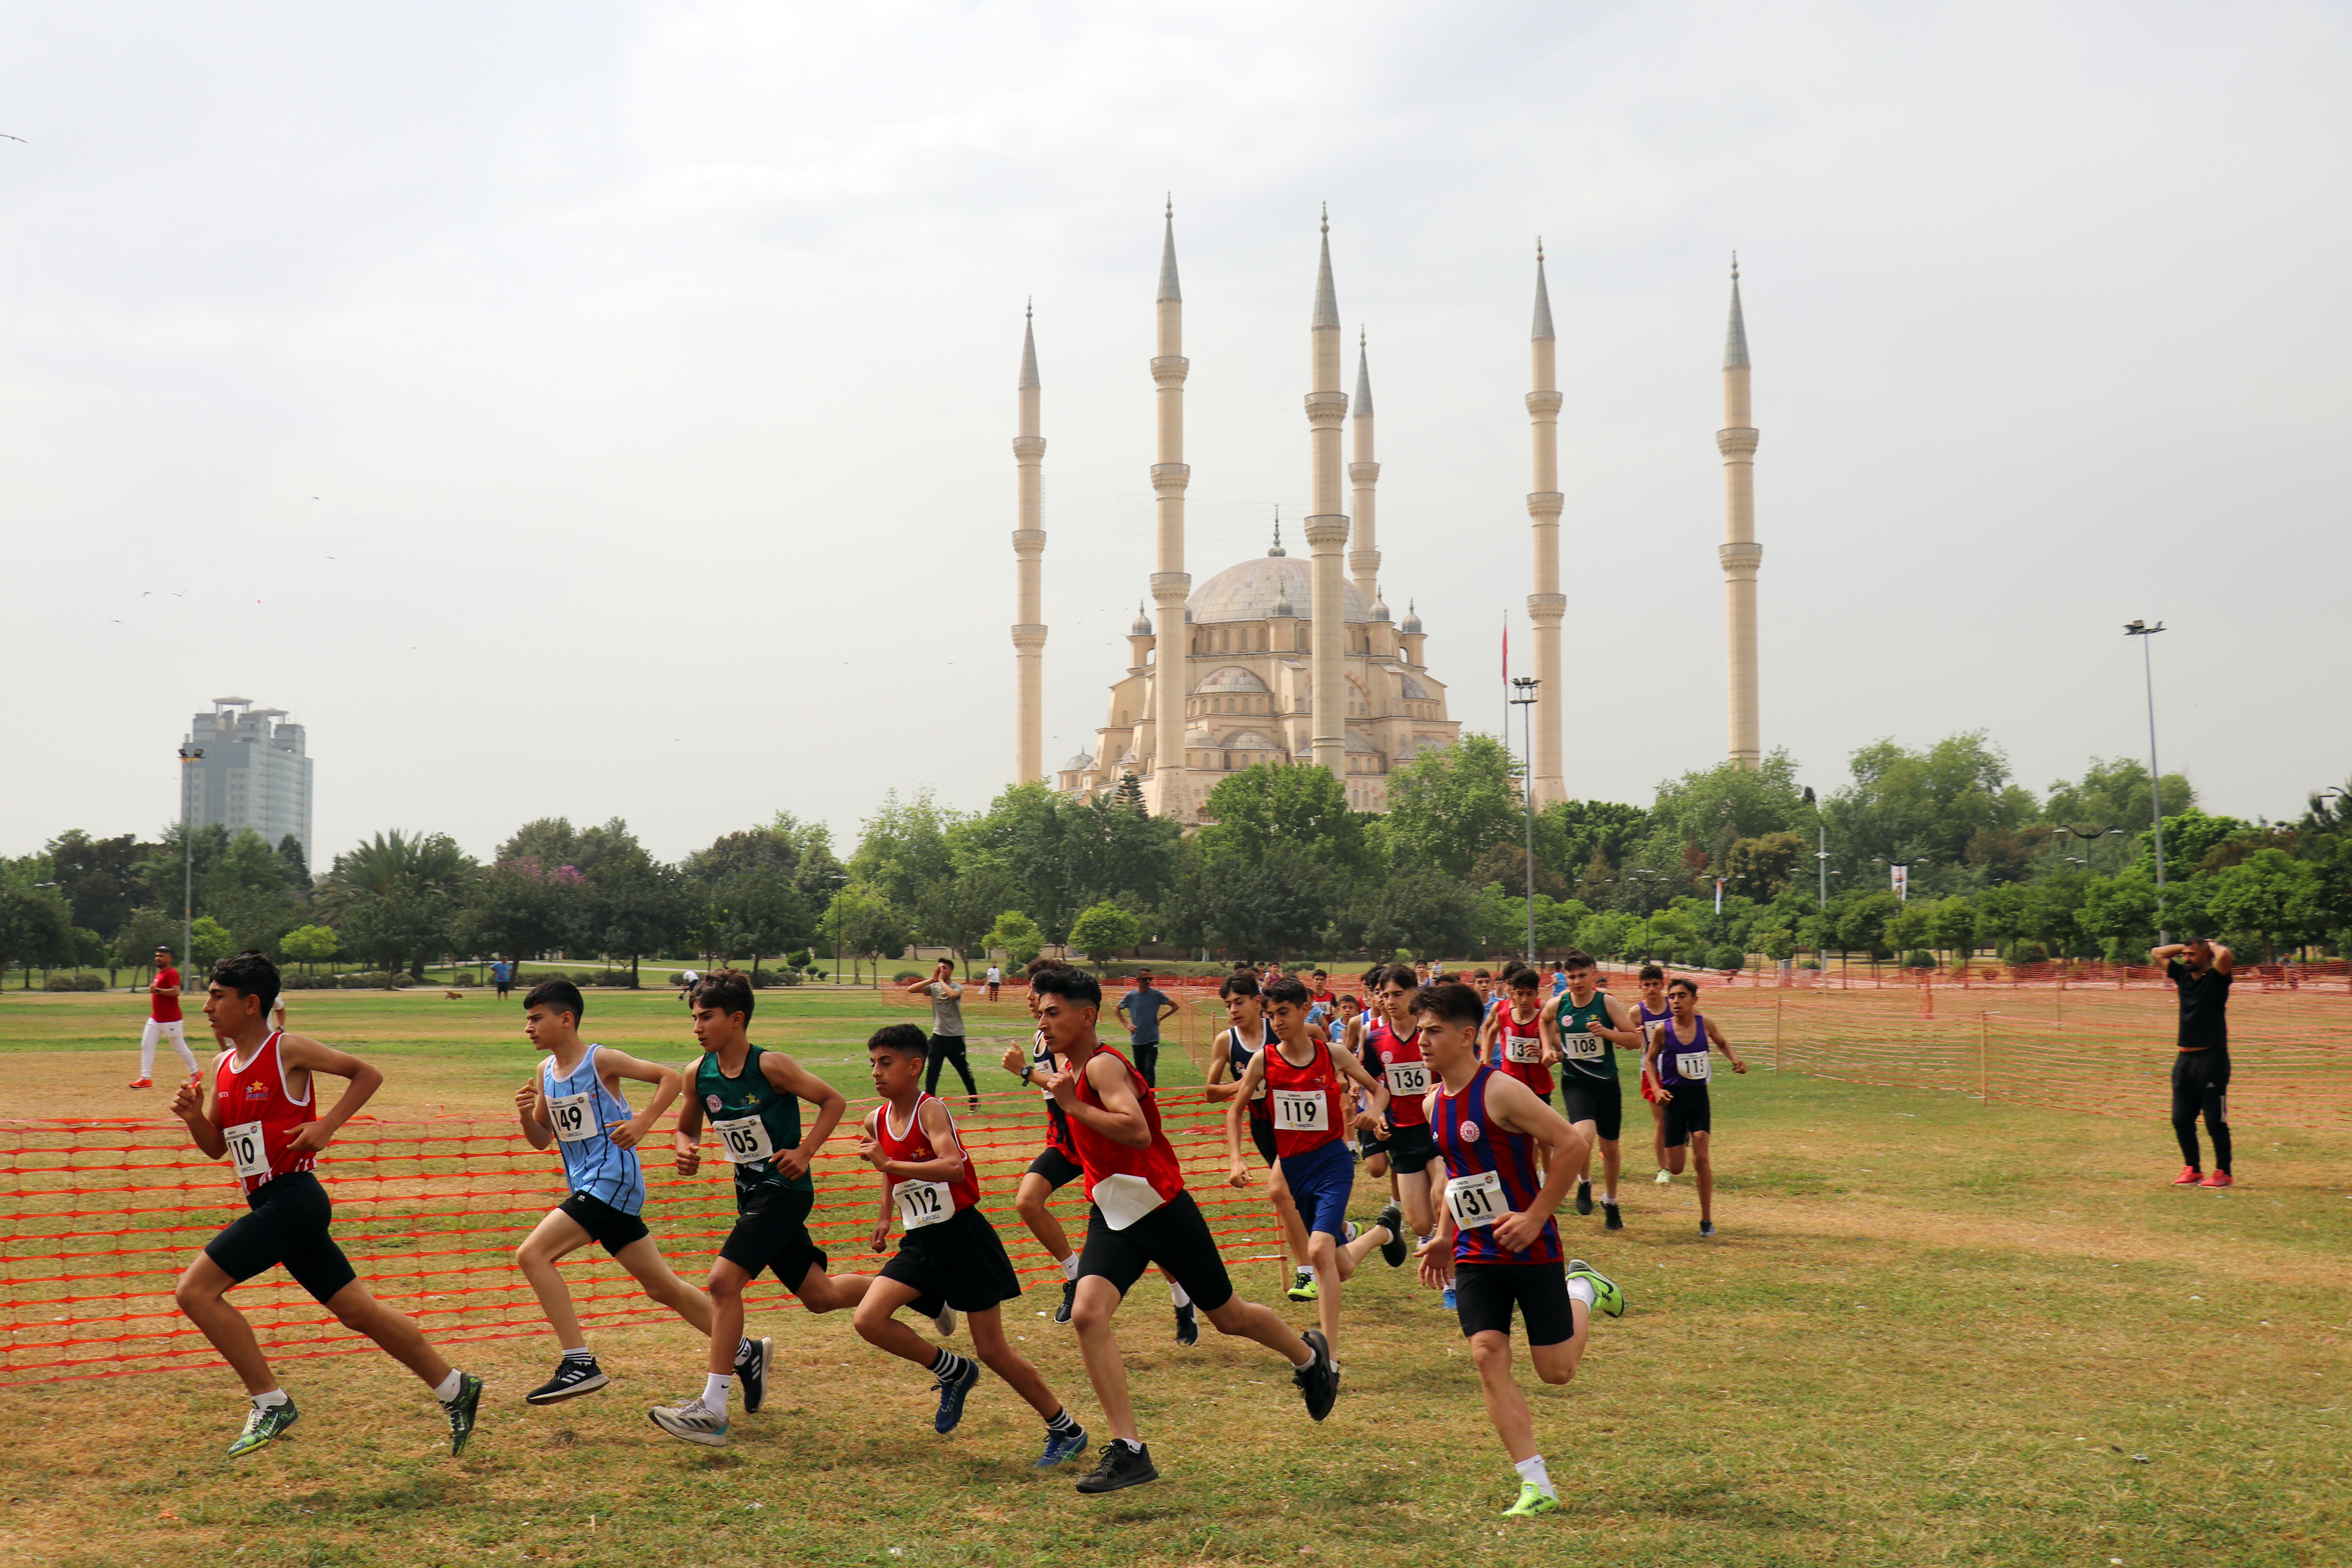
[2151,938,2234,1188]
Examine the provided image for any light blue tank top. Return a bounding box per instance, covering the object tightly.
[543,1044,646,1213]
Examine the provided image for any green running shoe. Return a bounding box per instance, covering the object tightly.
[227,1396,299,1458]
[1565,1259,1626,1319]
[443,1371,484,1456]
[1287,1271,1319,1303]
[1502,1482,1560,1518]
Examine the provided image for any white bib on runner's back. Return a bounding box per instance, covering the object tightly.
[1446,1169,1505,1229]
[225,1120,270,1181]
[1093,1172,1166,1231]
[713,1114,775,1165]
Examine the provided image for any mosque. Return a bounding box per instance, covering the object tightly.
[1009,206,1762,822]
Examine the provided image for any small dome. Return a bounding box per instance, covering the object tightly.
[1401,598,1423,635]
[1194,665,1269,695]
[1131,602,1153,635]
[1369,585,1391,621]
[1220,730,1279,750]
[1271,581,1295,618]
[1063,752,1097,772]
[1188,556,1374,624]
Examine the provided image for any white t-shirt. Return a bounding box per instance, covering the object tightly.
[985,966,1002,984]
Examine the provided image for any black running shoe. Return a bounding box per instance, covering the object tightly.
[1174,1303,1198,1347]
[524,1356,608,1405]
[443,1371,484,1456]
[736,1335,771,1415]
[1075,1439,1160,1494]
[1054,1278,1077,1325]
[933,1356,982,1435]
[1376,1201,1408,1268]
[1574,1179,1594,1216]
[1602,1200,1623,1231]
[1293,1329,1340,1422]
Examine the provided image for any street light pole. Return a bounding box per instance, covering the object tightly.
[177,744,203,987]
[1509,676,1540,962]
[2124,620,2169,943]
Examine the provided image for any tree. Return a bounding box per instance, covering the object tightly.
[1341,868,1483,964]
[189,914,236,971]
[984,910,1046,969]
[1536,799,1650,887]
[1198,763,1372,877]
[112,907,176,978]
[1722,831,1805,900]
[1833,889,1901,964]
[1637,751,1809,886]
[1165,842,1344,959]
[458,857,583,964]
[2202,849,2320,962]
[849,789,966,911]
[1927,895,1980,966]
[200,828,304,956]
[280,923,339,973]
[1972,884,2026,961]
[2021,870,2094,960]
[318,830,476,978]
[44,830,156,941]
[2134,809,2253,880]
[1067,901,1144,964]
[1825,732,2038,887]
[0,885,74,987]
[1384,734,1524,878]
[2078,871,2159,960]
[2044,758,2194,836]
[588,858,697,987]
[275,834,311,888]
[827,882,909,981]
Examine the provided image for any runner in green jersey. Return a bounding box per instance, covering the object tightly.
[1538,951,1646,1231]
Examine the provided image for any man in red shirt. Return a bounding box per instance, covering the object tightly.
[132,944,200,1089]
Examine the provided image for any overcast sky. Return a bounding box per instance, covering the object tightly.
[4,2,2347,866]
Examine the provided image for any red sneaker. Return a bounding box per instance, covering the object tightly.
[2199,1171,2233,1189]
[127,1077,154,1090]
[2171,1166,2201,1186]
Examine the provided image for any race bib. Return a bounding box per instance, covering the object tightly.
[893,1179,953,1230]
[1385,1060,1430,1096]
[546,1089,599,1143]
[1563,1032,1604,1062]
[225,1119,270,1180]
[1093,1171,1166,1231]
[1272,1089,1328,1132]
[1675,1052,1712,1082]
[713,1114,776,1165]
[1504,1035,1543,1064]
[1446,1169,1505,1229]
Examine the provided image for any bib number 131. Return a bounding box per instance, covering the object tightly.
[1446,1169,1505,1229]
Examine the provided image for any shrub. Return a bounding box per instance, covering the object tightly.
[1903,950,1936,970]
[1708,945,1748,972]
[751,969,802,988]
[894,970,924,983]
[452,972,477,986]
[1796,958,1821,971]
[2011,942,2049,965]
[785,949,814,970]
[45,974,105,992]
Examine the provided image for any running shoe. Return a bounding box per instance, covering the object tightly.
[1174,1303,1199,1347]
[1602,1200,1623,1232]
[736,1336,771,1415]
[2199,1171,2234,1189]
[1054,1278,1077,1325]
[648,1396,728,1448]
[443,1371,484,1455]
[2171,1166,2202,1186]
[1377,1202,1408,1267]
[524,1356,608,1405]
[1503,1483,1561,1518]
[1699,1220,1716,1239]
[127,1077,154,1090]
[1574,1180,1593,1216]
[1293,1329,1340,1421]
[933,1356,981,1434]
[1566,1258,1626,1319]
[1441,1283,1458,1313]
[1036,1422,1091,1468]
[1654,1168,1673,1185]
[1287,1271,1319,1303]
[1075,1439,1159,1494]
[931,1300,960,1339]
[1343,1220,1361,1243]
[227,1396,299,1458]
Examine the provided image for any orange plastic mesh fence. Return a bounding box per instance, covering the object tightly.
[0,1088,1285,1387]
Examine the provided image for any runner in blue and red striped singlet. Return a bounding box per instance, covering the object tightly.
[1409,979,1626,1521]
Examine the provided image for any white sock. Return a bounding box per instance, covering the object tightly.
[702,1372,732,1415]
[252,1388,289,1409]
[431,1370,463,1403]
[561,1345,592,1362]
[1169,1281,1191,1309]
[1515,1452,1554,1498]
[1566,1276,1596,1308]
[1059,1254,1079,1282]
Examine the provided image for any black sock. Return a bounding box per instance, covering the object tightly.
[1046,1407,1080,1436]
[929,1348,970,1382]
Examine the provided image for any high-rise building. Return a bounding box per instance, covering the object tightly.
[182,697,314,869]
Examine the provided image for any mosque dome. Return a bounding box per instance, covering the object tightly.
[1063,752,1097,772]
[1400,599,1423,635]
[1188,556,1373,624]
[1220,730,1279,750]
[1131,603,1153,635]
[1194,665,1269,694]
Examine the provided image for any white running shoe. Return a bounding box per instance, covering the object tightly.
[1654,1168,1673,1185]
[648,1396,729,1447]
[931,1301,960,1338]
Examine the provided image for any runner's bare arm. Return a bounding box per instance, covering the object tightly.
[1223,1051,1265,1181]
[1334,1045,1392,1134]
[865,1123,894,1251]
[1593,994,1644,1045]
[1047,1053,1152,1149]
[1641,1022,1670,1101]
[1203,1031,1241,1102]
[882,1098,970,1184]
[170,1059,227,1159]
[515,1073,553,1150]
[759,1051,845,1180]
[276,1035,383,1154]
[1704,1016,1748,1072]
[1483,1073,1588,1252]
[599,1049,685,1146]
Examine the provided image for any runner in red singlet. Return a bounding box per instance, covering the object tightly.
[167,950,484,1459]
[1359,963,1443,1249]
[1035,967,1339,1495]
[1481,964,1557,1108]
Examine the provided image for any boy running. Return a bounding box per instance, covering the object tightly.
[855,1024,1090,1466]
[1413,979,1624,1519]
[1641,977,1748,1238]
[1205,971,1317,1301]
[1036,967,1339,1494]
[131,944,199,1089]
[1223,975,1404,1365]
[1540,950,1644,1230]
[1483,965,1557,1110]
[510,978,717,1403]
[651,969,872,1446]
[167,951,483,1457]
[1357,964,1444,1249]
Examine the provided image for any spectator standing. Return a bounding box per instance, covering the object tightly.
[901,959,978,1111]
[2152,938,2236,1188]
[130,944,200,1090]
[1115,970,1179,1087]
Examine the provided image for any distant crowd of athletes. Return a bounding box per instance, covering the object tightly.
[140,931,2236,1517]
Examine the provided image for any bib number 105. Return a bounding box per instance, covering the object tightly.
[713,1114,776,1165]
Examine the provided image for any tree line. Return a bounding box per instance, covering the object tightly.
[5,730,2347,988]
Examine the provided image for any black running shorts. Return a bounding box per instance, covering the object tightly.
[1558,1076,1624,1143]
[880,1203,1027,1312]
[1454,1259,1575,1347]
[558,1190,650,1256]
[1661,1082,1712,1148]
[203,1170,358,1307]
[1367,1120,1438,1175]
[1026,1144,1083,1190]
[718,1181,828,1290]
[1078,1191,1234,1314]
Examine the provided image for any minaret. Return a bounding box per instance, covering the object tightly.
[1304,206,1350,779]
[1148,199,1192,818]
[1719,254,1762,768]
[1525,241,1567,805]
[1348,328,1381,606]
[1010,301,1047,785]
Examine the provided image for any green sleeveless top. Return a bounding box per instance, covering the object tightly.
[694,1045,811,1192]
[1556,993,1618,1082]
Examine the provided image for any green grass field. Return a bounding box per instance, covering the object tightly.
[1,987,2347,1567]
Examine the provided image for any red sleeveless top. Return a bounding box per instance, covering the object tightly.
[1494,1002,1553,1096]
[1070,1044,1187,1205]
[214,1030,316,1195]
[1261,1032,1348,1158]
[1364,1017,1431,1128]
[867,1093,982,1214]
